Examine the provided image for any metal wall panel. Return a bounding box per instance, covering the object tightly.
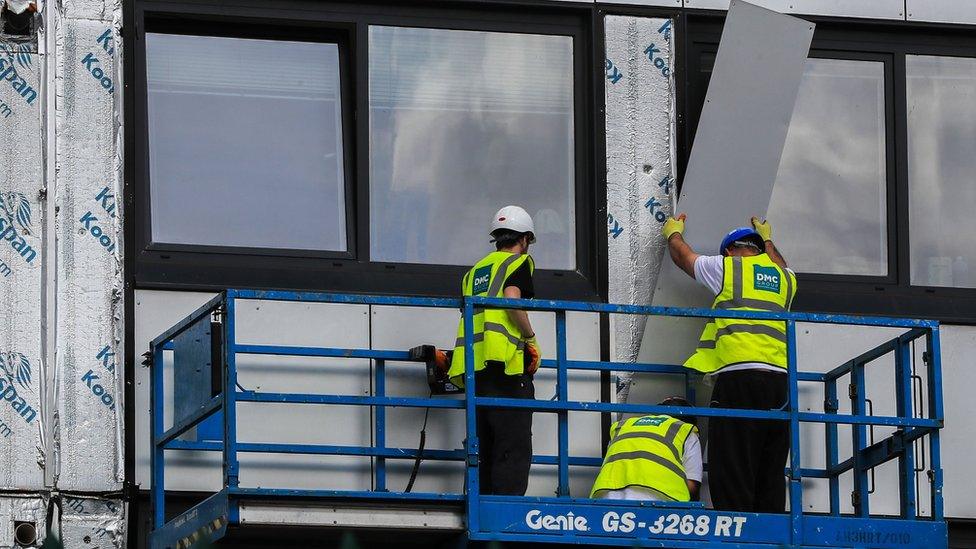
[134,290,373,491]
[683,0,906,20]
[371,305,603,498]
[934,325,976,518]
[907,0,976,25]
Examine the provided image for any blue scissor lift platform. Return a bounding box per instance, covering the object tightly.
[148,289,947,548]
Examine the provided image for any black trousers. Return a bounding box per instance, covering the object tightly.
[475,362,534,496]
[707,369,790,512]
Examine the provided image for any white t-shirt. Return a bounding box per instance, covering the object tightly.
[595,431,703,502]
[693,255,792,375]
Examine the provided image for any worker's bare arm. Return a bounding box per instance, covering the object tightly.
[668,233,700,279]
[765,240,788,269]
[503,286,535,337]
[687,480,701,501]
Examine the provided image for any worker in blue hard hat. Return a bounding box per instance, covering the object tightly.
[661,213,796,513]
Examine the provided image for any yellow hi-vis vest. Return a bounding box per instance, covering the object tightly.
[684,254,797,374]
[590,415,697,502]
[448,251,535,386]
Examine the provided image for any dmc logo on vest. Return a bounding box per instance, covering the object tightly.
[472,265,492,295]
[634,416,666,427]
[753,265,781,293]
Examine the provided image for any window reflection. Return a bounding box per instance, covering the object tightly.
[907,55,976,288]
[368,26,576,269]
[147,34,347,251]
[767,58,888,276]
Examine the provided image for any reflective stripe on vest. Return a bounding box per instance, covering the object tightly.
[448,251,534,384]
[590,415,696,502]
[684,254,797,374]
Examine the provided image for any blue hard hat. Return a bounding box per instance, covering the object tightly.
[719,227,765,256]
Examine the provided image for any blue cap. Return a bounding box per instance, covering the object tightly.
[719,227,765,256]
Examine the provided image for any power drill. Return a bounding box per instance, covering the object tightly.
[408,345,463,395]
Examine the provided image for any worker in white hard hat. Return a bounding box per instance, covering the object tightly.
[447,205,542,495]
[662,213,796,513]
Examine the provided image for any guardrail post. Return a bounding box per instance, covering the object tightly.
[223,291,240,499]
[927,327,945,520]
[851,356,870,517]
[375,359,387,492]
[556,310,569,497]
[825,377,840,516]
[151,343,165,529]
[463,299,480,533]
[895,336,916,519]
[786,320,802,543]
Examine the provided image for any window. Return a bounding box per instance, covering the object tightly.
[368,26,576,270]
[132,5,593,299]
[146,33,348,252]
[683,17,976,321]
[907,55,976,288]
[768,58,888,276]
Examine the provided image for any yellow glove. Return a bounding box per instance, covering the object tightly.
[751,217,772,242]
[663,215,685,240]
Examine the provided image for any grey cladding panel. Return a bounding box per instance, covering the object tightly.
[907,0,976,24]
[684,0,905,19]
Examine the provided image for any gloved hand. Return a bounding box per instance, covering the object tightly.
[751,216,772,242]
[663,213,686,240]
[523,335,541,375]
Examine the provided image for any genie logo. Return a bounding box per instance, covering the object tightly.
[753,265,781,293]
[0,350,37,425]
[0,189,37,268]
[525,510,589,532]
[472,265,491,295]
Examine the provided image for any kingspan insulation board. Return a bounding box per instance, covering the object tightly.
[0,39,46,491]
[603,16,679,406]
[54,15,123,492]
[60,496,125,549]
[0,495,46,547]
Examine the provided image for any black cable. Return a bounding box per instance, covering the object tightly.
[405,391,433,493]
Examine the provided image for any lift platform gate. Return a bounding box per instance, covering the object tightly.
[147,289,946,548]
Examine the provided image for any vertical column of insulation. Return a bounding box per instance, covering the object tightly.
[54,0,123,494]
[0,36,46,491]
[603,16,677,405]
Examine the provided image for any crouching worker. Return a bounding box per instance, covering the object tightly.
[448,205,543,496]
[590,397,703,502]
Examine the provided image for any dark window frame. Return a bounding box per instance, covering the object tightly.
[139,19,358,260]
[680,14,976,323]
[128,0,599,301]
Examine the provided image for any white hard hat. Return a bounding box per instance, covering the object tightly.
[490,205,536,243]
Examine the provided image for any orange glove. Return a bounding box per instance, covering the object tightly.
[433,349,451,372]
[523,335,541,375]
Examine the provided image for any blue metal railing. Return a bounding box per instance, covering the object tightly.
[149,289,945,549]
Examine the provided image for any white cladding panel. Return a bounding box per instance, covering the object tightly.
[907,0,976,24]
[136,291,602,497]
[933,324,976,518]
[683,0,905,19]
